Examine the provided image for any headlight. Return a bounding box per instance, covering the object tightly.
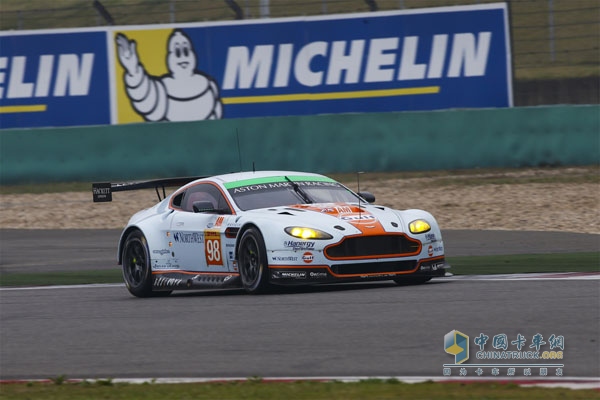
[285,227,333,240]
[409,219,431,234]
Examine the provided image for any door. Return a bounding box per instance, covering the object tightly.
[168,183,235,272]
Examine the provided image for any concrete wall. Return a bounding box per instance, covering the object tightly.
[1,105,598,185]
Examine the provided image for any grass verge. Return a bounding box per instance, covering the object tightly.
[0,380,597,400]
[447,252,600,276]
[1,253,597,287]
[0,269,122,287]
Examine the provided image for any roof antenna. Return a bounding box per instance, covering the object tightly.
[236,129,242,172]
[357,171,363,218]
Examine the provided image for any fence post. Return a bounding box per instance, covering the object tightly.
[548,0,556,62]
[260,0,269,18]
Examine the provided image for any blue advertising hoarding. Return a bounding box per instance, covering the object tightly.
[0,30,110,129]
[212,4,513,117]
[0,3,511,129]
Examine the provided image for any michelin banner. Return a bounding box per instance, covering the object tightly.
[0,3,512,129]
[0,30,111,129]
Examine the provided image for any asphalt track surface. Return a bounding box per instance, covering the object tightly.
[0,229,598,380]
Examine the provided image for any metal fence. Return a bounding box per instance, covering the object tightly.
[1,0,598,103]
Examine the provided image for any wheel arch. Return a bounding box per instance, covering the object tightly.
[118,226,144,265]
[234,222,261,260]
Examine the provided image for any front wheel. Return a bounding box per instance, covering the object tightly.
[237,228,270,294]
[122,230,170,297]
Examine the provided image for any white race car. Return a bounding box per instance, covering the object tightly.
[93,171,449,297]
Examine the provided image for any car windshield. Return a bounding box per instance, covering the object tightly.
[226,178,360,211]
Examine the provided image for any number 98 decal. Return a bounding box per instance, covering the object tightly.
[204,230,223,266]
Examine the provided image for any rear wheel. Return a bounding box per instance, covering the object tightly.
[393,276,432,286]
[238,228,270,294]
[122,230,170,297]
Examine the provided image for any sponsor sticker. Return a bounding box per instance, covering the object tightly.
[204,230,223,266]
[425,233,437,242]
[173,231,203,244]
[309,271,328,280]
[272,256,299,262]
[302,252,314,264]
[272,270,307,280]
[284,240,315,250]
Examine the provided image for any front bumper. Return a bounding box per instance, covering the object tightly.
[268,256,450,285]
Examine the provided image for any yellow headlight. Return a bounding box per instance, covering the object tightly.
[285,227,333,240]
[409,219,431,234]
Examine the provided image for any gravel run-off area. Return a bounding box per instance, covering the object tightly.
[1,166,598,234]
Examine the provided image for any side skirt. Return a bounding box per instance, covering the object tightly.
[152,271,241,291]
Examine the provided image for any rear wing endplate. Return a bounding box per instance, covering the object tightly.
[92,176,207,202]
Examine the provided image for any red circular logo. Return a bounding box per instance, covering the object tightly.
[302,252,314,263]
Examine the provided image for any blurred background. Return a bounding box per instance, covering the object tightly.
[1,0,598,106]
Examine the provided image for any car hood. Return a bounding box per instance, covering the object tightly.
[245,202,407,236]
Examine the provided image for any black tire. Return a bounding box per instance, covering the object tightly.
[237,227,270,294]
[393,276,432,286]
[121,230,171,298]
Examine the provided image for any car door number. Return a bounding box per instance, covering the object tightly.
[204,231,223,266]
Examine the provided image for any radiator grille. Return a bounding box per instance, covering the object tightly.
[325,235,420,259]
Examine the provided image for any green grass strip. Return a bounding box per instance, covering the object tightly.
[447,252,599,275]
[1,253,597,287]
[0,269,122,287]
[0,380,596,400]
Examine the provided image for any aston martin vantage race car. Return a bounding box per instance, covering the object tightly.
[93,171,449,297]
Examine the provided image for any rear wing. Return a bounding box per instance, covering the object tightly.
[92,176,207,203]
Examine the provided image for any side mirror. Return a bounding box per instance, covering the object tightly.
[358,191,375,203]
[192,201,216,213]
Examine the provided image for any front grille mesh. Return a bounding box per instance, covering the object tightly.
[325,235,420,259]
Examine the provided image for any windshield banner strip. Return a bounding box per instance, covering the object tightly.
[224,175,335,189]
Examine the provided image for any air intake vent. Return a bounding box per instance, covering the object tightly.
[325,235,420,259]
[330,260,417,275]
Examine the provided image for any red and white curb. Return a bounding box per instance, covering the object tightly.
[1,376,598,390]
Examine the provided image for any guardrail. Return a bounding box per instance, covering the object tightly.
[1,105,598,185]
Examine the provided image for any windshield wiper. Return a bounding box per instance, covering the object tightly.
[285,176,313,204]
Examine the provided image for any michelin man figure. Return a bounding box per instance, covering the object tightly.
[116,29,222,121]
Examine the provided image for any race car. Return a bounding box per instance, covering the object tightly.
[93,171,449,297]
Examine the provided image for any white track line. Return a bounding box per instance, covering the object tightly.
[1,376,598,390]
[1,272,599,292]
[440,272,600,281]
[0,283,124,291]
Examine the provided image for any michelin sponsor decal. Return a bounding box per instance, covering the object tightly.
[0,4,510,129]
[272,271,307,280]
[271,269,329,281]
